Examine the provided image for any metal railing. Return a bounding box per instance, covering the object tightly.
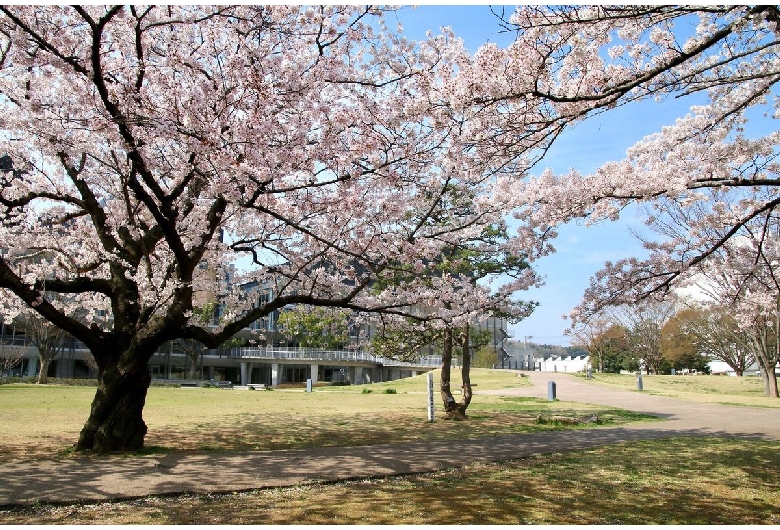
[231,347,375,363]
[228,346,445,368]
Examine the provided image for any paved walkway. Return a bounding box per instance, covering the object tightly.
[1,371,779,507]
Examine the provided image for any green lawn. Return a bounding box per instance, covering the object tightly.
[0,369,654,462]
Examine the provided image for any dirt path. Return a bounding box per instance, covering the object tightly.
[1,371,778,507]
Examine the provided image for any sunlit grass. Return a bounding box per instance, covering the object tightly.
[578,372,780,407]
[2,370,778,524]
[0,370,649,462]
[2,368,774,465]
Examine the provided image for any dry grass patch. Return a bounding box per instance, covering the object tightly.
[2,437,777,525]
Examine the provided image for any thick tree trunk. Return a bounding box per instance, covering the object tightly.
[768,370,779,398]
[752,328,779,397]
[76,350,153,452]
[756,354,779,398]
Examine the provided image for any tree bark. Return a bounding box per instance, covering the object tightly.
[756,354,779,398]
[459,324,473,411]
[439,325,473,420]
[37,357,51,384]
[440,327,458,416]
[751,327,779,398]
[76,347,153,452]
[186,340,199,380]
[768,369,779,398]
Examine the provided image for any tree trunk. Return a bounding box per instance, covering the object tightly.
[768,369,779,398]
[440,327,458,416]
[459,324,473,412]
[187,341,198,380]
[439,325,472,420]
[756,354,779,398]
[76,348,153,452]
[37,356,51,384]
[751,327,779,398]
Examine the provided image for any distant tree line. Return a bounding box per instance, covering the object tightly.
[573,297,776,396]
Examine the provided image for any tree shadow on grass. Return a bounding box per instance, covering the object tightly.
[1,436,777,524]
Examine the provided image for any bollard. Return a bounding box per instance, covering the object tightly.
[636,371,643,391]
[547,381,557,401]
[306,379,312,393]
[427,372,435,422]
[587,367,592,380]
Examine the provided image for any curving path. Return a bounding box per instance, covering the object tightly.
[1,371,778,507]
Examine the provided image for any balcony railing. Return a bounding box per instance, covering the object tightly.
[228,346,445,368]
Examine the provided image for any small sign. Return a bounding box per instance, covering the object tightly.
[427,372,435,422]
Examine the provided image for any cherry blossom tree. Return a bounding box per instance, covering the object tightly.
[575,185,780,392]
[494,6,780,385]
[0,6,553,452]
[501,5,780,281]
[693,242,780,395]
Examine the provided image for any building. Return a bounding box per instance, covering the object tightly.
[1,311,510,387]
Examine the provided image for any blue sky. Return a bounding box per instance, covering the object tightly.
[394,5,704,346]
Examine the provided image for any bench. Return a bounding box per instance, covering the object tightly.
[206,380,233,389]
[247,383,268,391]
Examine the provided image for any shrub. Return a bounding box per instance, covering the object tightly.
[0,377,98,386]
